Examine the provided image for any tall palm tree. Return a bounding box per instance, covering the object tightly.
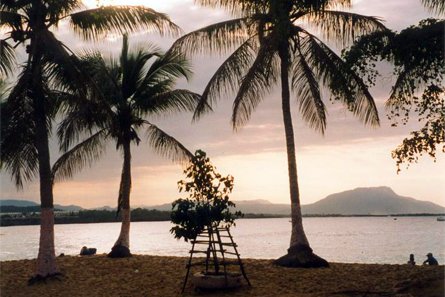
[0,1,178,281]
[54,35,199,258]
[172,0,385,267]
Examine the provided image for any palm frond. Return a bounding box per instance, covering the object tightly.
[301,11,386,47]
[52,129,108,182]
[40,29,97,100]
[170,17,253,56]
[0,10,25,30]
[422,0,445,15]
[58,97,111,152]
[196,0,267,15]
[134,49,192,100]
[291,45,326,134]
[0,69,38,189]
[145,121,193,164]
[144,48,192,83]
[232,39,279,129]
[135,89,201,115]
[120,37,161,100]
[194,37,258,120]
[69,6,180,41]
[301,32,379,126]
[45,0,82,23]
[0,39,16,76]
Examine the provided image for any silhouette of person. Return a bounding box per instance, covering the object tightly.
[423,253,438,265]
[407,254,416,265]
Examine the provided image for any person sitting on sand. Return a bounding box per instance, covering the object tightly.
[423,253,438,265]
[80,246,97,256]
[407,254,415,265]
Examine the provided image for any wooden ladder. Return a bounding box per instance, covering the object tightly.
[181,225,251,293]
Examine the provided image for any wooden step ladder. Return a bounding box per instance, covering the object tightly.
[181,225,251,293]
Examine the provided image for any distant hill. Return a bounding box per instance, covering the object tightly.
[0,200,38,207]
[145,199,291,215]
[0,199,83,212]
[147,187,445,215]
[301,187,445,215]
[2,187,444,215]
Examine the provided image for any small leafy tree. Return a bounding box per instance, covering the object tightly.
[171,150,241,241]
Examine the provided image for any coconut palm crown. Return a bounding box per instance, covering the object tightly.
[54,35,200,257]
[0,0,179,281]
[171,0,386,267]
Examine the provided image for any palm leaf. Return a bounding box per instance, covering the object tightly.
[232,38,279,129]
[58,98,111,152]
[0,39,16,76]
[52,129,108,182]
[120,37,161,100]
[69,6,180,41]
[144,121,193,164]
[134,49,192,101]
[135,89,201,115]
[302,31,379,126]
[301,11,386,46]
[45,0,82,24]
[291,43,326,134]
[0,68,38,188]
[143,49,192,84]
[422,0,445,14]
[0,10,25,30]
[170,17,253,56]
[194,37,258,120]
[196,0,267,15]
[40,29,99,100]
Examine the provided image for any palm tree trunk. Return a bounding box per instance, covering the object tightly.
[109,141,132,258]
[274,44,328,268]
[29,32,59,280]
[279,48,310,249]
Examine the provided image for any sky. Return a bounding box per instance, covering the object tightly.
[1,0,444,208]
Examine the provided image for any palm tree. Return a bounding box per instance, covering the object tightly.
[54,35,199,258]
[0,1,178,281]
[172,0,385,267]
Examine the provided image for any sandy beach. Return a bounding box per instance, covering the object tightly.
[0,255,443,297]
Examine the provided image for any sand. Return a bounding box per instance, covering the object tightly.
[0,255,443,297]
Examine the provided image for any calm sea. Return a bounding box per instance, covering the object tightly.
[1,217,444,264]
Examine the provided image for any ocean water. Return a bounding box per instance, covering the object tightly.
[1,217,444,264]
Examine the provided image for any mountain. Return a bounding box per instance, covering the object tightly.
[301,187,445,215]
[3,187,444,215]
[0,199,83,212]
[144,199,291,215]
[0,200,39,207]
[231,200,290,215]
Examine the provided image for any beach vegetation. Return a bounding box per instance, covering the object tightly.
[170,150,242,241]
[171,0,385,267]
[0,0,179,282]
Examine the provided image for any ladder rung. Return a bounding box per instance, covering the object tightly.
[189,250,208,254]
[191,240,219,244]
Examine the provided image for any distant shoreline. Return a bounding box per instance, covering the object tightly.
[1,211,444,227]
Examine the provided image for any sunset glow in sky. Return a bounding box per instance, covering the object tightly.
[1,0,444,208]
